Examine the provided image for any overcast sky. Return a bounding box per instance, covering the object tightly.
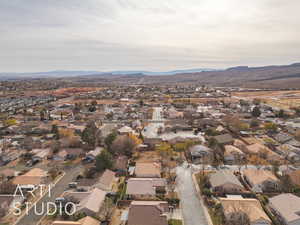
[0,0,299,72]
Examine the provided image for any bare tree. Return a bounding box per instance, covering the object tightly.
[111,135,136,156]
[226,211,250,225]
[223,203,251,225]
[99,198,113,221]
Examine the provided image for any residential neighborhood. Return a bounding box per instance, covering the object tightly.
[1,84,300,225]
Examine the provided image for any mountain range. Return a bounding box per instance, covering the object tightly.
[0,68,217,80]
[1,63,300,88]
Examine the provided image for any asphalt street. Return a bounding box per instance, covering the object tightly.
[15,166,82,225]
[176,165,209,225]
[142,107,164,138]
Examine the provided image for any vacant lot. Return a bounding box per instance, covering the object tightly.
[232,90,300,109]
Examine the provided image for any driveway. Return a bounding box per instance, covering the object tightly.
[176,164,209,225]
[15,166,82,225]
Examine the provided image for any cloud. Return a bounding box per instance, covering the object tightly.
[0,0,299,72]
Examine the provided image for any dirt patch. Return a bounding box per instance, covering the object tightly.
[135,151,161,163]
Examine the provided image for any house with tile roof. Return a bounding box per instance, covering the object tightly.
[269,193,300,225]
[52,216,100,225]
[209,170,245,194]
[126,178,167,199]
[220,196,271,225]
[243,169,280,193]
[128,201,169,225]
[75,188,106,217]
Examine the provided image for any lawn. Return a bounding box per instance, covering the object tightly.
[168,219,183,225]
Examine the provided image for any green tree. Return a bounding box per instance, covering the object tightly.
[95,150,113,172]
[277,109,286,118]
[250,119,260,128]
[81,121,98,148]
[293,107,300,116]
[253,98,261,105]
[105,132,117,152]
[264,122,278,132]
[51,140,61,154]
[88,100,97,112]
[139,99,144,106]
[251,106,261,117]
[51,124,60,139]
[239,99,249,106]
[40,108,47,121]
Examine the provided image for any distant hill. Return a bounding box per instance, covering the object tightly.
[1,63,300,88]
[0,68,217,80]
[69,63,300,88]
[0,70,100,80]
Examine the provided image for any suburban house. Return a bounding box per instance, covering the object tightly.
[273,132,293,144]
[118,126,134,135]
[31,148,51,160]
[287,170,300,187]
[213,134,234,145]
[13,168,49,186]
[75,188,106,217]
[126,178,167,199]
[127,201,169,225]
[57,148,84,161]
[209,170,245,194]
[84,147,103,162]
[134,162,161,178]
[243,169,280,193]
[269,193,300,225]
[189,145,213,163]
[96,169,116,191]
[220,196,271,225]
[245,143,281,161]
[0,168,17,180]
[224,145,245,164]
[52,216,100,225]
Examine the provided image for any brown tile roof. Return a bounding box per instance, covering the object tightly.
[25,168,47,177]
[127,178,166,195]
[128,201,168,225]
[99,169,116,189]
[52,216,100,225]
[288,170,300,186]
[78,216,100,225]
[0,168,16,177]
[220,197,271,224]
[243,169,279,186]
[77,188,106,214]
[214,134,233,144]
[12,168,48,185]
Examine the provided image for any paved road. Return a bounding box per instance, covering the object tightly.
[142,107,164,138]
[176,164,209,225]
[15,166,82,225]
[152,107,164,121]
